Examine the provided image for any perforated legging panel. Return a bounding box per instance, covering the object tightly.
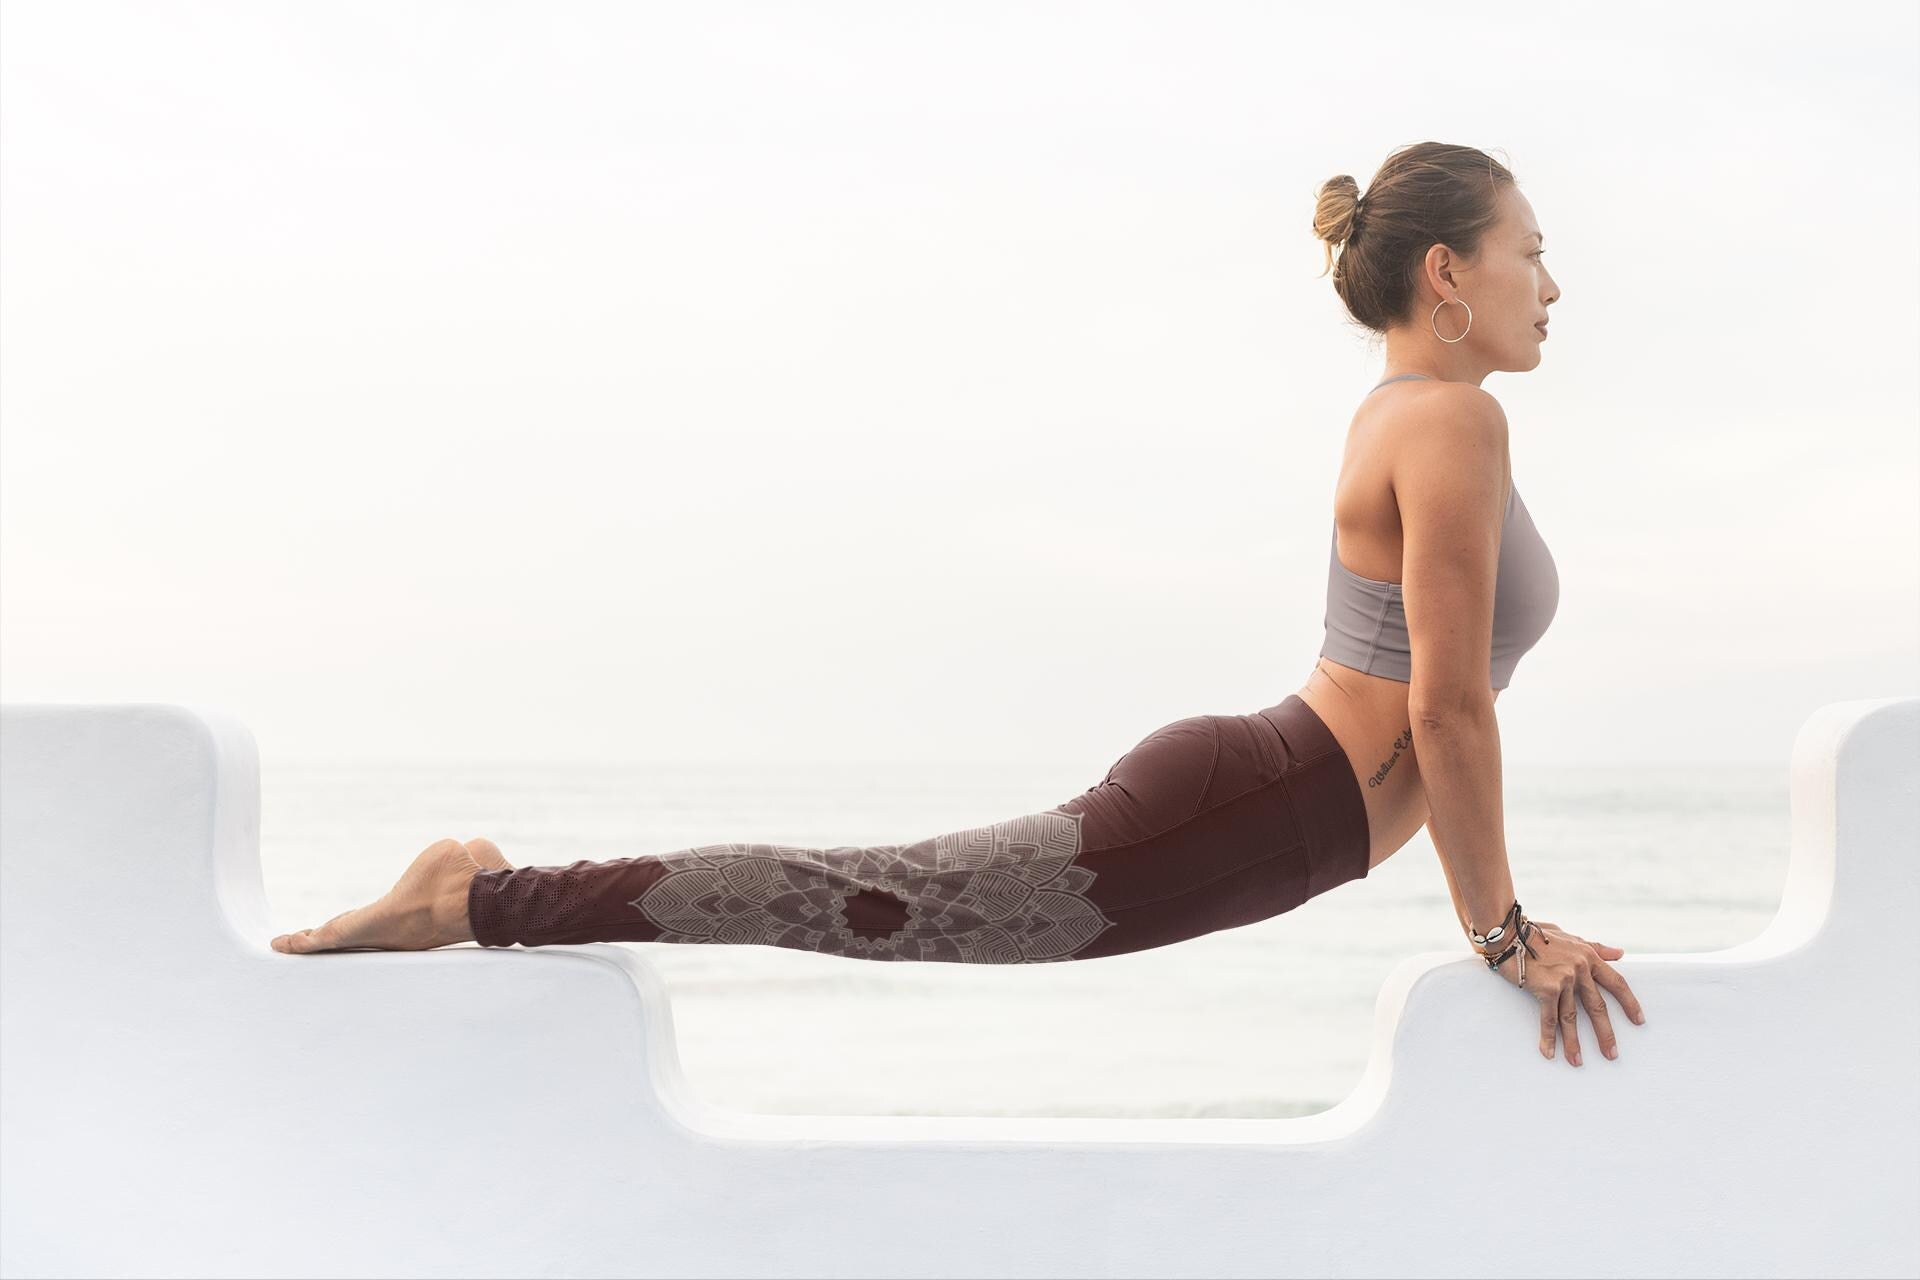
[466,695,1370,959]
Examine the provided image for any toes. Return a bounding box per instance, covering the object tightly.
[285,907,361,954]
[274,846,475,955]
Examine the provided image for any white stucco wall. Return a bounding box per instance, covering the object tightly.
[2,696,1915,1279]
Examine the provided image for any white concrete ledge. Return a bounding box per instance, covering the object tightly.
[2,697,1915,1279]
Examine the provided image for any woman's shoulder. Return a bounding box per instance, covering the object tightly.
[1360,381,1509,511]
[1361,379,1507,451]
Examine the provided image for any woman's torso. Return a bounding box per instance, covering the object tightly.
[1292,377,1508,873]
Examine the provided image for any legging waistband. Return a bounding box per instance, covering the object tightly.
[1250,694,1371,896]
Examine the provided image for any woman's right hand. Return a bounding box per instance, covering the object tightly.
[1484,920,1646,1066]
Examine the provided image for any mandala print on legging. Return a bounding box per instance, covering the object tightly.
[629,807,1114,963]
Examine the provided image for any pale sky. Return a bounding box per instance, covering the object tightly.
[3,0,1915,770]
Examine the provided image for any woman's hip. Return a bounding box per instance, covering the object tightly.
[1051,694,1372,911]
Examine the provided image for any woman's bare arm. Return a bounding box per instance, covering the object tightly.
[1396,385,1516,941]
[1429,686,1503,936]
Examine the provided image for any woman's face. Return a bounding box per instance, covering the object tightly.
[1474,188,1559,367]
[1403,186,1560,371]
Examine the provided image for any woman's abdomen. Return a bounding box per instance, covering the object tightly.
[1295,658,1502,872]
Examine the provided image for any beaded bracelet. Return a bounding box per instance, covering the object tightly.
[1482,917,1544,985]
[1469,898,1524,950]
[1469,899,1548,986]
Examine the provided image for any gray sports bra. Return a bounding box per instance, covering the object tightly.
[1319,372,1560,691]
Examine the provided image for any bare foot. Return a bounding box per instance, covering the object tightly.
[271,837,515,954]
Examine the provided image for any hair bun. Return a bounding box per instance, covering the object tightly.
[1312,142,1518,334]
[1313,174,1363,247]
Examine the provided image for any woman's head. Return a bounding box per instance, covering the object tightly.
[1313,142,1558,376]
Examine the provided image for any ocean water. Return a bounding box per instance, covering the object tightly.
[260,757,1791,1119]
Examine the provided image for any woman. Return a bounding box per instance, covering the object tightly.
[272,141,1646,1067]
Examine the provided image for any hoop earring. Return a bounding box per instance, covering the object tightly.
[1431,296,1472,344]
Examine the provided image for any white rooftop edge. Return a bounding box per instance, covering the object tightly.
[2,696,1915,1278]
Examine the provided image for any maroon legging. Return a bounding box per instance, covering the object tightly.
[467,694,1370,960]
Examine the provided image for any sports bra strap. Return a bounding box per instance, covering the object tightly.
[1368,372,1435,394]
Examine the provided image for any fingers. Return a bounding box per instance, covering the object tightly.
[1579,965,1619,1060]
[1514,924,1643,1066]
[1590,958,1647,1025]
[1558,980,1582,1066]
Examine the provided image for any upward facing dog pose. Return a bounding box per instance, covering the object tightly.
[273,141,1647,1066]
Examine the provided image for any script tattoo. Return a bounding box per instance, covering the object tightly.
[1366,726,1415,790]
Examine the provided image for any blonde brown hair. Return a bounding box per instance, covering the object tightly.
[1312,142,1517,336]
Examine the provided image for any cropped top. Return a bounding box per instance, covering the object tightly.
[1319,373,1560,691]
